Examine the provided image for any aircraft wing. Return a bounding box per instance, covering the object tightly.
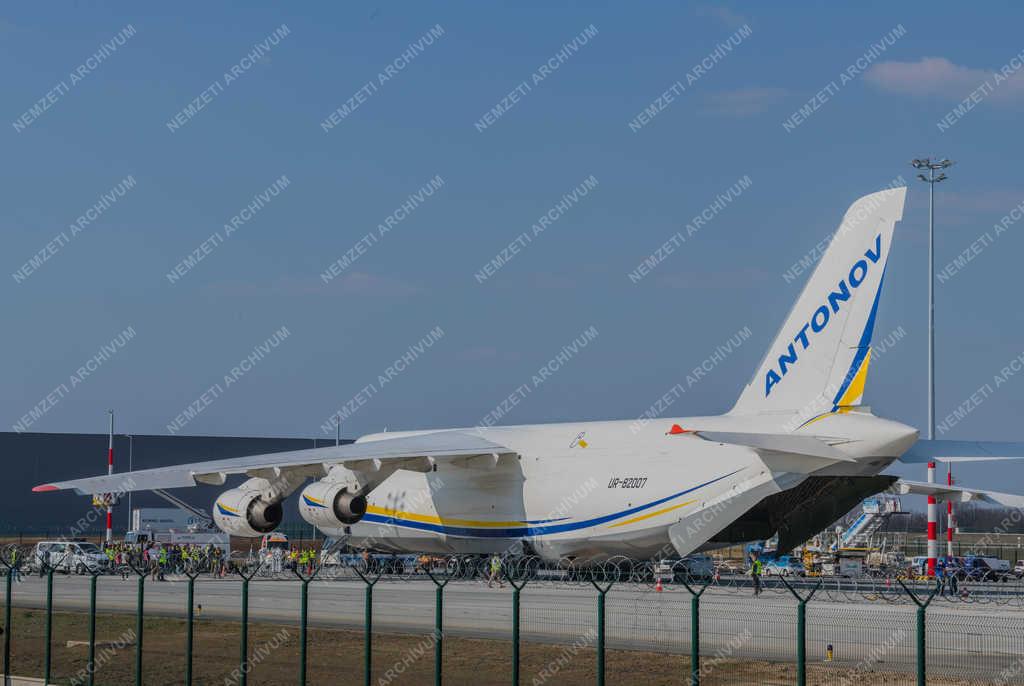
[898,439,1024,464]
[33,431,513,496]
[895,479,1024,508]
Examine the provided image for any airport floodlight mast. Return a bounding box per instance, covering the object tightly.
[911,157,952,443]
[127,434,134,530]
[912,157,954,574]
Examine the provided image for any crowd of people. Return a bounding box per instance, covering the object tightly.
[258,545,320,576]
[107,542,326,579]
[100,542,231,579]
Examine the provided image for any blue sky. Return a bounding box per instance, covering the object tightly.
[4,2,1024,494]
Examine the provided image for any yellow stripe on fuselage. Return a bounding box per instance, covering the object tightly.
[606,499,698,529]
[365,505,540,528]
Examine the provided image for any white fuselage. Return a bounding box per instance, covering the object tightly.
[329,412,917,561]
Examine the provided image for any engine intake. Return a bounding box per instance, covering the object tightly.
[213,488,284,537]
[299,480,367,529]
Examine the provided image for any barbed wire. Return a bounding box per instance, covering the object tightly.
[4,543,1022,606]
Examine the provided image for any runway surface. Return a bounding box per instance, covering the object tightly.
[8,573,1022,680]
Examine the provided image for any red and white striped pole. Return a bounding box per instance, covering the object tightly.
[927,461,937,577]
[106,410,114,545]
[947,466,954,557]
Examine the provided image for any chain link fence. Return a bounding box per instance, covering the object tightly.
[3,546,1024,685]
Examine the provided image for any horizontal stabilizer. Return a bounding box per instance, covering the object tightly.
[896,479,1024,508]
[697,431,855,462]
[898,439,1024,464]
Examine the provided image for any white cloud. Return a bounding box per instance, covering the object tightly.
[865,56,1024,102]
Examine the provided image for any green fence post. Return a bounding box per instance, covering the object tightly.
[293,559,322,686]
[185,570,200,686]
[44,567,53,686]
[1,548,26,685]
[512,586,521,685]
[915,604,925,684]
[123,551,149,686]
[4,565,13,684]
[354,563,383,686]
[87,572,98,686]
[795,586,806,686]
[364,583,373,686]
[241,576,249,686]
[590,578,614,686]
[300,578,308,685]
[503,565,529,686]
[233,562,262,686]
[435,583,444,686]
[898,579,940,686]
[597,589,605,686]
[241,576,250,684]
[425,566,452,686]
[780,576,822,686]
[679,575,710,686]
[135,572,144,686]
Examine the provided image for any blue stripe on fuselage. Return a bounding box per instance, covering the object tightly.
[359,469,742,538]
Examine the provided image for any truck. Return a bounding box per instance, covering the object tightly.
[124,530,230,555]
[960,556,1011,582]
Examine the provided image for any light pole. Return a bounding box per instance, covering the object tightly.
[912,158,953,441]
[127,434,134,531]
[912,157,954,575]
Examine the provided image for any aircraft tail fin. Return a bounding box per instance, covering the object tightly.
[730,187,906,429]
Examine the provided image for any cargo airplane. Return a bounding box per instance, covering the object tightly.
[34,187,1024,561]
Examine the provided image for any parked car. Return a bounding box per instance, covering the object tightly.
[30,541,109,575]
[763,556,805,577]
[1013,560,1024,578]
[653,555,715,582]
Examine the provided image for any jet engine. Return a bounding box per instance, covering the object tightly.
[298,480,367,529]
[212,487,284,537]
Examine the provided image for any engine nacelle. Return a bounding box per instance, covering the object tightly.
[298,480,367,529]
[213,488,284,537]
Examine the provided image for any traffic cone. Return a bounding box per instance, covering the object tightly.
[655,577,663,592]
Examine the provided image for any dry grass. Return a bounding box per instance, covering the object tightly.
[0,608,991,685]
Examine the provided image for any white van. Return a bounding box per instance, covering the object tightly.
[31,541,109,575]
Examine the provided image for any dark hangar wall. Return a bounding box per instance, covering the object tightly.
[5,432,349,534]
